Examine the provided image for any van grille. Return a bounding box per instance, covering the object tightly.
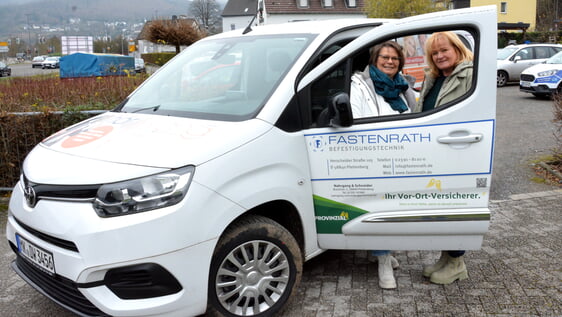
[11,251,107,317]
[14,217,79,252]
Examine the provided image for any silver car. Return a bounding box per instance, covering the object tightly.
[497,43,562,87]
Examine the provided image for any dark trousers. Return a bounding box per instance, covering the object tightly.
[447,250,465,258]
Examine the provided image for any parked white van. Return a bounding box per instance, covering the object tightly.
[6,6,497,317]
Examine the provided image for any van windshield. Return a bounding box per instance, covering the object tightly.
[119,34,314,121]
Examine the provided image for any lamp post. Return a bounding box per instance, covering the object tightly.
[26,13,32,58]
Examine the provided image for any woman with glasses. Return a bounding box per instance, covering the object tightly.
[350,41,416,118]
[349,41,416,289]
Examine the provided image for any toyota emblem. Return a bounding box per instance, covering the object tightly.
[23,184,37,208]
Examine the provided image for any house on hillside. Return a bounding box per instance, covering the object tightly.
[222,0,366,32]
[221,0,258,32]
[136,16,200,56]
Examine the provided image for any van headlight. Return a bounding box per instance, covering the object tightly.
[537,69,558,77]
[93,166,194,217]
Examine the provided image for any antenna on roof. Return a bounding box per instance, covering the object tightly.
[243,13,257,34]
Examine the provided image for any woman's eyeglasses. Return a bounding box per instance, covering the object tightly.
[378,55,400,62]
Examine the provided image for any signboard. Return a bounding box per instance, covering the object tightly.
[61,36,94,55]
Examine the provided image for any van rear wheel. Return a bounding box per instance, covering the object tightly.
[207,215,302,317]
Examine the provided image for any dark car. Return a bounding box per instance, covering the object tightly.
[0,62,11,77]
[31,55,46,68]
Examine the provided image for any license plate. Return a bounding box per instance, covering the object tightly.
[521,81,531,87]
[16,234,56,275]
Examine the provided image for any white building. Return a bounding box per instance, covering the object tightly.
[222,0,366,32]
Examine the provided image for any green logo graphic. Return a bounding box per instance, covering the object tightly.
[313,195,368,234]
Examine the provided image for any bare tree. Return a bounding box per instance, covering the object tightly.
[536,0,561,32]
[146,18,206,54]
[188,0,222,34]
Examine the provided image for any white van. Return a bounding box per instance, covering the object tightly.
[6,6,497,317]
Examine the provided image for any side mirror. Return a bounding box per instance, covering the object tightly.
[328,92,353,128]
[513,55,522,63]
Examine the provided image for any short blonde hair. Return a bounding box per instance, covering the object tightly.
[424,31,473,77]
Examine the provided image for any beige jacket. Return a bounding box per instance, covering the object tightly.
[415,61,473,113]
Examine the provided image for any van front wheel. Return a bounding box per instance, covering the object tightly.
[207,215,303,317]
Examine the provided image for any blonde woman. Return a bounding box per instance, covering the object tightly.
[415,31,473,113]
[416,31,474,284]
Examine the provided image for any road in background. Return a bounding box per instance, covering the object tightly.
[6,62,59,77]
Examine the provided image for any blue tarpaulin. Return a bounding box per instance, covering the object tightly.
[60,53,135,78]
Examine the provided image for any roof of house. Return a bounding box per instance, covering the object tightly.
[265,0,365,14]
[222,0,258,17]
[222,0,364,17]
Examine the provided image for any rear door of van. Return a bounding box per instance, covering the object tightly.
[297,6,497,251]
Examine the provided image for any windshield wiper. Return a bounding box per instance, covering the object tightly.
[125,105,161,114]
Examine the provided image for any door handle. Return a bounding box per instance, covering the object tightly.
[438,130,483,148]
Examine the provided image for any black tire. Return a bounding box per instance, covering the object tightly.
[497,70,508,87]
[207,215,302,317]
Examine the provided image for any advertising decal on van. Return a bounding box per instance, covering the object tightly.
[307,120,494,234]
[306,120,494,180]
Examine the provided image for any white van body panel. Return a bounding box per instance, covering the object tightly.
[35,112,271,170]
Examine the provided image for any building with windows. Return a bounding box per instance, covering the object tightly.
[471,0,536,31]
[222,0,365,32]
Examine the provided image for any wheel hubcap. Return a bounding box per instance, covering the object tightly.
[215,240,291,316]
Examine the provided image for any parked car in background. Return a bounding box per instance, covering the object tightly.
[0,62,11,77]
[496,43,562,87]
[41,56,60,69]
[520,50,562,98]
[31,55,46,68]
[134,58,145,73]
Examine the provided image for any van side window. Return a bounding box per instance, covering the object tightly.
[303,29,477,128]
[311,63,347,127]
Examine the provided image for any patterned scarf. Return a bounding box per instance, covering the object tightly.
[369,65,409,113]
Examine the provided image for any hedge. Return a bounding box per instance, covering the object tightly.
[0,111,102,188]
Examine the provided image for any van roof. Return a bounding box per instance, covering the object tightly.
[211,18,393,39]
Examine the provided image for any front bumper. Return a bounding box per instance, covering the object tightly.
[519,83,557,94]
[6,180,241,316]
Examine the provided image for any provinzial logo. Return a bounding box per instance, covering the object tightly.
[315,211,349,221]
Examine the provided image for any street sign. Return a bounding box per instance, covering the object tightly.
[0,47,9,53]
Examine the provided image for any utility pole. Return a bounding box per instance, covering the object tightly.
[26,13,32,58]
